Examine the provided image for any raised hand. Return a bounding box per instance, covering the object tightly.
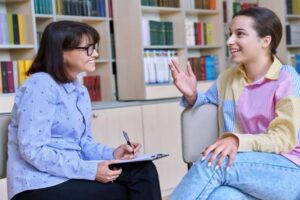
[168,59,197,106]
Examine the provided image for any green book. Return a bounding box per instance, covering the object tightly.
[7,13,14,45]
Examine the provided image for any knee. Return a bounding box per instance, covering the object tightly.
[141,161,158,176]
[208,186,248,200]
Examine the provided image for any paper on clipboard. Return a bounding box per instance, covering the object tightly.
[87,153,169,165]
[114,153,169,164]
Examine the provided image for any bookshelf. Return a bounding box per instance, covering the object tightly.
[0,0,115,113]
[112,0,225,100]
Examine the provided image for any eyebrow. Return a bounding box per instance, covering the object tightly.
[229,28,247,32]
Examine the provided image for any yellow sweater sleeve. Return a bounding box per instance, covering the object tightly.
[222,97,300,153]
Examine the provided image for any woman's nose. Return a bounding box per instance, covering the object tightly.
[226,34,235,46]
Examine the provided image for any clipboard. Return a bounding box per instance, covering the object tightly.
[87,153,169,168]
[114,153,169,164]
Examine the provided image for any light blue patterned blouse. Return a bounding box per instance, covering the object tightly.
[7,72,115,199]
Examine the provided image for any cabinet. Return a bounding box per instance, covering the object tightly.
[91,106,144,152]
[112,0,226,100]
[142,102,186,197]
[0,0,115,114]
[90,101,187,198]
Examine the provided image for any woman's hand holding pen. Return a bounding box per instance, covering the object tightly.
[96,160,122,183]
[113,143,142,160]
[168,59,197,106]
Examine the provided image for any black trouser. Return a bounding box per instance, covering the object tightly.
[12,161,161,200]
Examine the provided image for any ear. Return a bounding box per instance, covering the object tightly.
[262,35,272,49]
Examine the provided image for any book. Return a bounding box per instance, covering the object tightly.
[18,14,24,44]
[12,14,20,44]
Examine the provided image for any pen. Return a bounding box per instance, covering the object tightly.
[123,131,134,154]
[123,131,132,146]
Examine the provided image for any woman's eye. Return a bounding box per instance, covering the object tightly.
[237,32,245,37]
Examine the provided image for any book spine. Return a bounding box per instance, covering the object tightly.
[18,14,24,44]
[12,14,20,44]
[1,62,8,93]
[6,61,15,93]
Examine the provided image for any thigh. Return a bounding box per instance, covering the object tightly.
[207,186,259,200]
[171,152,300,200]
[12,179,128,200]
[224,152,300,200]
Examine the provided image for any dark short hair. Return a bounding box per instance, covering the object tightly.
[27,20,100,83]
[233,7,282,56]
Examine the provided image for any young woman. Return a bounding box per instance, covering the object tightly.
[169,7,300,200]
[7,21,161,200]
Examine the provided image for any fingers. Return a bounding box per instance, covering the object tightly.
[186,61,195,77]
[207,144,224,167]
[169,59,181,73]
[226,152,236,170]
[131,142,142,154]
[201,139,237,171]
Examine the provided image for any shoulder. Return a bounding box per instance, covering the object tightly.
[278,65,300,97]
[217,66,240,83]
[16,72,59,103]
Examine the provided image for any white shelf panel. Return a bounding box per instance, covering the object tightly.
[185,9,218,16]
[0,45,35,49]
[145,81,213,99]
[0,94,14,114]
[55,15,108,22]
[142,6,181,14]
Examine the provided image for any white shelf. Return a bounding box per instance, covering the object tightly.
[185,9,219,16]
[0,45,35,49]
[0,94,14,114]
[142,6,181,14]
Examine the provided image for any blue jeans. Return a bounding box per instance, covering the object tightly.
[170,152,300,200]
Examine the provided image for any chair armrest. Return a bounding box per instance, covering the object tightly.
[181,104,218,164]
[0,114,10,179]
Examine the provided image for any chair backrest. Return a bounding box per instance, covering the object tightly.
[181,104,218,165]
[0,114,10,179]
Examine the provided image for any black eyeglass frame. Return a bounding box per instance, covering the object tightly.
[71,43,99,56]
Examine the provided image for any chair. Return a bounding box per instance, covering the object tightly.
[0,114,10,179]
[181,104,218,169]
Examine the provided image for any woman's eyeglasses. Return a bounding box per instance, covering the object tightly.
[71,43,99,56]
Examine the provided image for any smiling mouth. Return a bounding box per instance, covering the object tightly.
[230,48,240,54]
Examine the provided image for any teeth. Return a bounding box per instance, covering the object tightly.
[230,49,239,53]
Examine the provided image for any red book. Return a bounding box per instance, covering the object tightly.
[95,75,101,101]
[83,76,93,101]
[199,56,207,80]
[196,22,202,46]
[6,61,15,93]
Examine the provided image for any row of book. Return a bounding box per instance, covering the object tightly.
[141,0,180,7]
[194,0,217,10]
[0,60,32,94]
[223,1,258,23]
[0,13,24,45]
[143,50,178,84]
[188,55,219,81]
[286,25,300,45]
[34,0,53,14]
[83,75,101,101]
[185,20,213,46]
[56,0,106,17]
[286,0,300,15]
[142,20,174,46]
[288,53,300,74]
